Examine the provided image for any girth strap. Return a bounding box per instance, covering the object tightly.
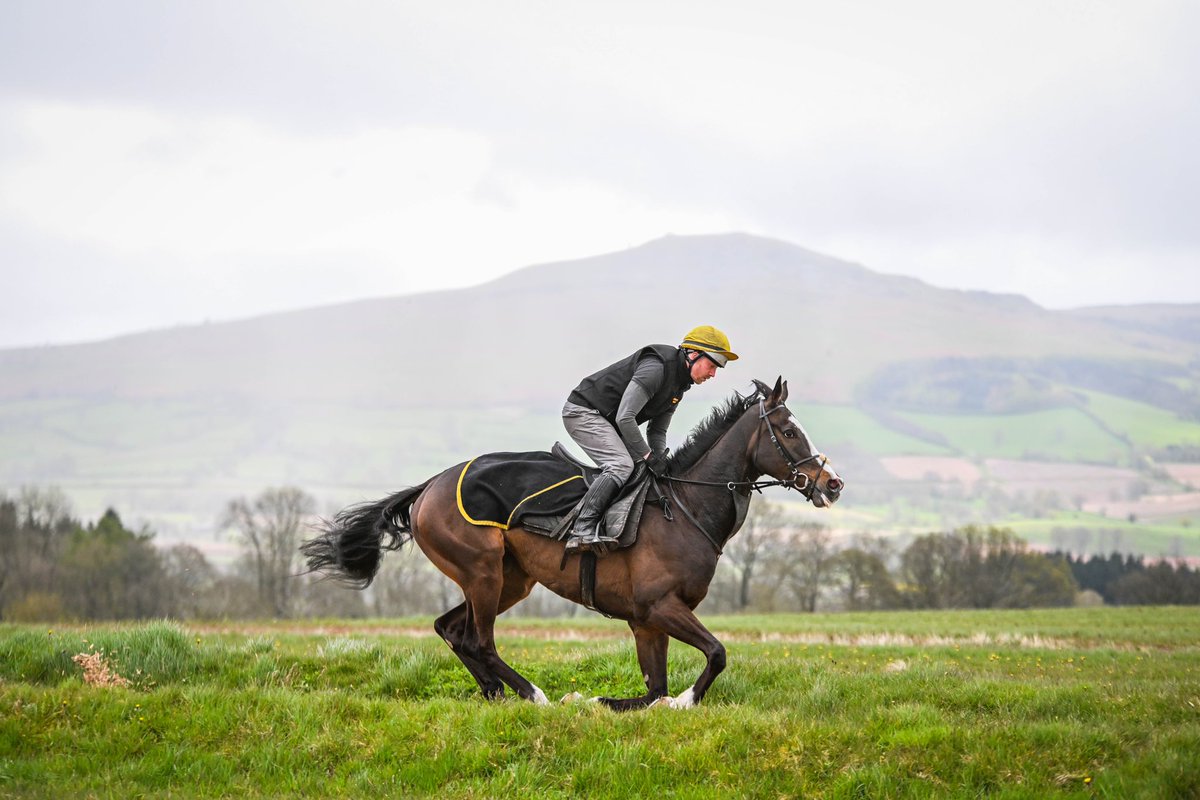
[578,551,614,618]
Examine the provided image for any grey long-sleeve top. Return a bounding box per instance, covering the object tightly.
[614,356,677,458]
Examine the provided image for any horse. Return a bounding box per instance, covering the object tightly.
[301,377,843,710]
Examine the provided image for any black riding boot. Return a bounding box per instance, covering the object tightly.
[565,473,623,553]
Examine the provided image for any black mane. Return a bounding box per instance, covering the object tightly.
[668,387,763,474]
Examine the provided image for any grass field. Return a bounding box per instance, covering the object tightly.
[897,408,1128,464]
[3,608,1199,798]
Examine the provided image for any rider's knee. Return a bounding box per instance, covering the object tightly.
[602,456,635,485]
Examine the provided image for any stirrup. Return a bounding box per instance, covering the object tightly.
[565,537,614,556]
[565,532,600,553]
[565,528,617,554]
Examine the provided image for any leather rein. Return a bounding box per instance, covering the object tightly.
[659,397,829,553]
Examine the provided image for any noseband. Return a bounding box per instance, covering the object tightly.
[757,398,828,501]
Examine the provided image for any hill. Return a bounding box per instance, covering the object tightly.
[2,233,1199,554]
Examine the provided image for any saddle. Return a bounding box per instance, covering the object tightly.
[454,444,653,551]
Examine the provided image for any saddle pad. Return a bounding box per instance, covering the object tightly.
[456,451,587,530]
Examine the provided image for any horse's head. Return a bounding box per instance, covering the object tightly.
[750,377,844,508]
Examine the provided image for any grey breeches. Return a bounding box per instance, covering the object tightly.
[561,401,636,485]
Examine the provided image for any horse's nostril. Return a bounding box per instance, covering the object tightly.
[828,478,843,492]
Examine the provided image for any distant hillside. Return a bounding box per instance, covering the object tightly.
[1067,304,1200,345]
[2,233,1199,553]
[1,233,1192,409]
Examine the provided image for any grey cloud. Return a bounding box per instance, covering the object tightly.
[2,1,1198,346]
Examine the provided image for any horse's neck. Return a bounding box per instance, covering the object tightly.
[672,411,760,542]
[678,410,759,485]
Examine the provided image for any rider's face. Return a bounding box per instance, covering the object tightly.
[689,353,720,384]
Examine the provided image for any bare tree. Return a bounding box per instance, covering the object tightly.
[901,526,1079,609]
[161,543,220,619]
[835,533,899,610]
[221,487,315,618]
[774,522,836,612]
[0,487,75,615]
[722,497,787,611]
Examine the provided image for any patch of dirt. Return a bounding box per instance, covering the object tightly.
[1163,463,1200,489]
[983,460,1138,482]
[879,456,982,484]
[983,459,1141,504]
[1083,492,1200,521]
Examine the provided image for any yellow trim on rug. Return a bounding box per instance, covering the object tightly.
[456,459,584,530]
[505,474,584,528]
[456,459,506,528]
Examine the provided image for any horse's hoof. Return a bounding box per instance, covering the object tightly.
[559,691,584,703]
[650,687,697,709]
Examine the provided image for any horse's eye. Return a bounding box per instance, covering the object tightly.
[783,430,797,438]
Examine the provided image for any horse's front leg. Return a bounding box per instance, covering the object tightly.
[596,623,669,712]
[644,596,726,708]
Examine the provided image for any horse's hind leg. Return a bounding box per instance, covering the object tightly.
[434,603,505,698]
[434,556,536,700]
[413,479,544,702]
[459,554,547,703]
[597,623,670,712]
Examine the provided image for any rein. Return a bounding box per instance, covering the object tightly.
[660,396,829,553]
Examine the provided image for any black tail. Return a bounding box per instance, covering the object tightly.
[300,481,431,588]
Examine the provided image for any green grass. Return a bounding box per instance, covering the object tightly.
[898,408,1129,462]
[2,610,1199,798]
[804,405,953,456]
[1006,511,1200,558]
[1079,391,1200,450]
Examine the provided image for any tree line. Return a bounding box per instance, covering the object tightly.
[703,501,1200,612]
[0,487,362,621]
[1058,551,1200,605]
[3,487,1199,622]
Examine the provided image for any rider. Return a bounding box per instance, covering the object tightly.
[562,326,738,552]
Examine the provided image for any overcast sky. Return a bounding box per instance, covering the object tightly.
[2,1,1197,348]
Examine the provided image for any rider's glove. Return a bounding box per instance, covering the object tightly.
[646,451,670,478]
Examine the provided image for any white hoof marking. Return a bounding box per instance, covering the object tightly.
[530,684,549,705]
[559,691,584,703]
[669,686,696,709]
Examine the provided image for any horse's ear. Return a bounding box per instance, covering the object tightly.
[780,379,789,402]
[769,376,784,402]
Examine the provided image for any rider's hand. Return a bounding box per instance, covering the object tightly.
[646,451,670,478]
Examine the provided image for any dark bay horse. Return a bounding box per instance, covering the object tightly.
[301,377,842,710]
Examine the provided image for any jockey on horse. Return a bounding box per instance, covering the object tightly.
[562,325,738,553]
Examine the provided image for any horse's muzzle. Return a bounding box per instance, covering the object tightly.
[811,476,843,508]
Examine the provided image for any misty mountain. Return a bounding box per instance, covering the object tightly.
[1,233,1191,411]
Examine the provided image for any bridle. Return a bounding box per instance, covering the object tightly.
[755,398,829,502]
[659,394,831,552]
[664,396,829,497]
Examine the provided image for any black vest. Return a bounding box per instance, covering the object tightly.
[569,344,692,424]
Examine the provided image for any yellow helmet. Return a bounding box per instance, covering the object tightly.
[680,325,738,367]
